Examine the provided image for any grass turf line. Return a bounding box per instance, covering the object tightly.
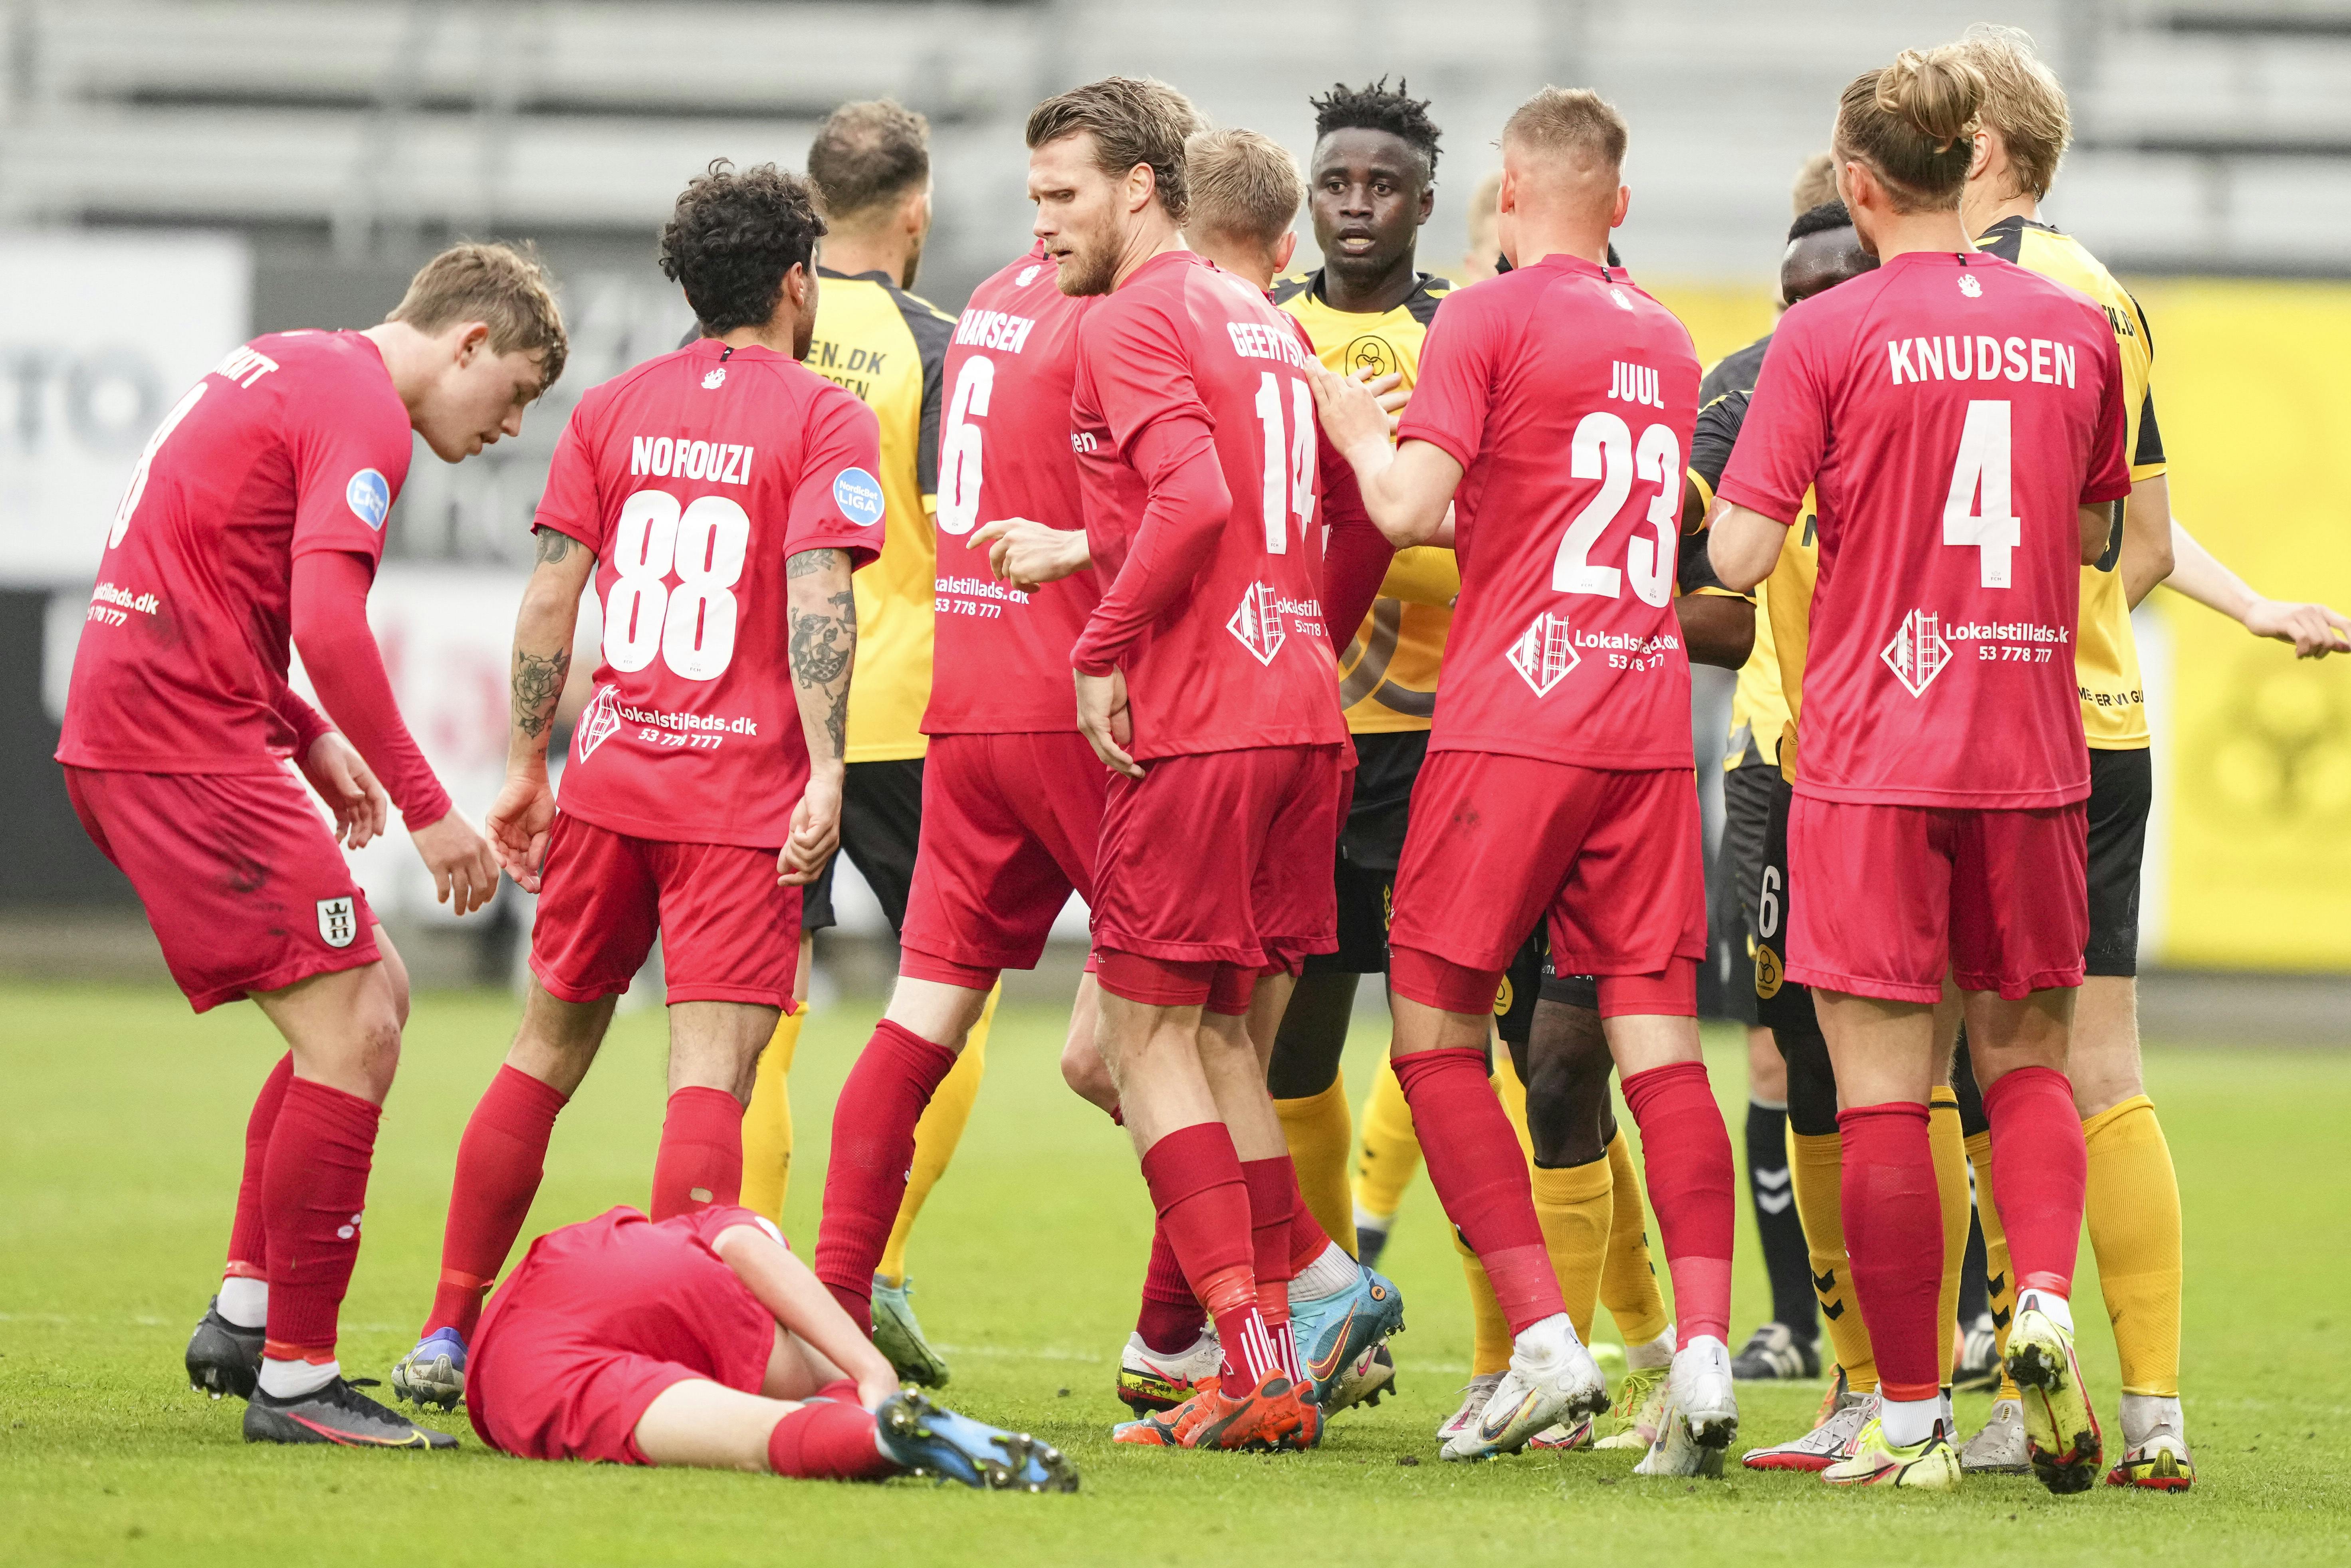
[2,981,2347,1566]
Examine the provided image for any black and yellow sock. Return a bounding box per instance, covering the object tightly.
[1789,1127,1876,1393]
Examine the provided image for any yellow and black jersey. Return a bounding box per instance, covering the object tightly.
[807,267,955,762]
[1975,215,2167,750]
[1689,375,1817,775]
[1273,268,1453,734]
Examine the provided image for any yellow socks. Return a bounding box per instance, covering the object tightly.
[1600,1127,1672,1348]
[876,986,996,1285]
[1353,1056,1423,1227]
[2083,1094,2183,1397]
[1789,1127,1877,1393]
[739,1002,803,1223]
[1277,1074,1358,1256]
[1532,1157,1614,1346]
[1964,1127,2020,1401]
[1493,1050,1538,1162]
[1458,1224,1513,1376]
[1929,1086,1968,1383]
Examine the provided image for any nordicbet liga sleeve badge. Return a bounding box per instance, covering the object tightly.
[317,897,358,949]
[833,468,885,527]
[345,469,392,531]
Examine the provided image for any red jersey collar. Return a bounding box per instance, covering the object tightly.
[1516,251,1610,281]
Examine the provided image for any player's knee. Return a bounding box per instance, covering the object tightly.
[1059,1027,1118,1113]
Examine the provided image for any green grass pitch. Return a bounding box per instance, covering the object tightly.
[4,981,2347,1565]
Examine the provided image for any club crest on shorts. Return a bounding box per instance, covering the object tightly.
[1227,583,1287,664]
[317,897,357,949]
[1506,610,1580,695]
[1881,609,1953,697]
[576,685,622,761]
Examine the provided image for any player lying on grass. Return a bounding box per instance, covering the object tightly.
[392,161,877,1410]
[57,241,561,1449]
[464,1202,1075,1490]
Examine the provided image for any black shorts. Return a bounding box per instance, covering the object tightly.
[1753,764,1822,1040]
[803,757,925,935]
[1536,942,1601,1016]
[1303,730,1426,975]
[2084,746,2151,978]
[1711,750,1775,1027]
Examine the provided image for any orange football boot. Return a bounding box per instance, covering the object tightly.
[1111,1373,1322,1452]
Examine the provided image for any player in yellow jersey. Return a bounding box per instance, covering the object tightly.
[1947,25,2347,1489]
[736,99,990,1388]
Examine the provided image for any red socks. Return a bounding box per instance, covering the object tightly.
[260,1076,380,1358]
[814,1021,960,1326]
[1392,1047,1563,1334]
[1139,1122,1280,1389]
[424,1065,568,1339]
[649,1086,746,1222]
[227,1053,294,1279]
[1981,1065,2087,1299]
[1621,1061,1736,1347]
[1241,1156,1309,1383]
[766,1400,895,1481]
[1838,1101,1942,1403]
[1136,1218,1206,1354]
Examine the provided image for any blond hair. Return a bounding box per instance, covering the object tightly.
[1791,151,1838,216]
[1834,46,1986,214]
[1183,128,1304,253]
[1950,24,2071,200]
[387,242,567,387]
[1026,77,1203,222]
[1502,87,1627,174]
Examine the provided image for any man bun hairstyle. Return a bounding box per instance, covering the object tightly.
[387,241,568,389]
[1310,77,1442,178]
[1951,23,2072,200]
[1185,129,1305,253]
[1836,46,1986,213]
[807,99,932,224]
[658,159,827,337]
[1026,76,1203,222]
[1501,86,1628,175]
[1788,198,1855,243]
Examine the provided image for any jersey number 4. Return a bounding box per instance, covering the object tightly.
[1557,411,1680,606]
[604,489,750,680]
[1942,400,2020,589]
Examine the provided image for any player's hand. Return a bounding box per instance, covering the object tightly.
[484,770,559,891]
[2244,597,2351,658]
[298,732,389,851]
[1309,363,1392,465]
[411,809,499,917]
[1074,668,1142,779]
[1356,366,1409,430]
[856,1367,903,1412]
[780,767,842,886]
[969,516,1090,594]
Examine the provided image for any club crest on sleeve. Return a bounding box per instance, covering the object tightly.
[317,897,357,949]
[345,469,391,531]
[833,467,885,527]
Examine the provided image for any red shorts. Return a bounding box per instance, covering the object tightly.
[898,730,1108,990]
[1787,795,2088,1004]
[63,764,379,1012]
[1090,744,1342,1002]
[468,1206,775,1464]
[1386,752,1705,1016]
[530,813,799,1009]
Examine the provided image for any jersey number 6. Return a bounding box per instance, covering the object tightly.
[604,489,751,681]
[1556,410,1680,606]
[936,356,991,537]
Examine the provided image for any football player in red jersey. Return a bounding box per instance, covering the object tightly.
[1312,87,1739,1470]
[57,242,562,1447]
[1709,48,2131,1493]
[1025,78,1348,1454]
[389,163,880,1416]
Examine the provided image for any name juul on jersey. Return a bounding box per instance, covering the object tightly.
[954,308,1039,354]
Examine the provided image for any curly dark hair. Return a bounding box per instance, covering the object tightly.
[1310,77,1441,178]
[1788,198,1855,242]
[658,160,827,336]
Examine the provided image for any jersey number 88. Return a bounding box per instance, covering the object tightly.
[603,489,750,680]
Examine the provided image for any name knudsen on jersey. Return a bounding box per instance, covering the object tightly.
[1226,321,1310,369]
[1885,334,2085,387]
[936,572,1029,619]
[85,580,160,628]
[1609,360,1666,408]
[954,308,1039,354]
[631,436,754,485]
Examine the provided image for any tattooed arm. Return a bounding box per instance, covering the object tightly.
[487,525,599,891]
[780,546,856,886]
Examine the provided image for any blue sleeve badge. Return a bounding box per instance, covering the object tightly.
[832,467,885,527]
[345,468,392,531]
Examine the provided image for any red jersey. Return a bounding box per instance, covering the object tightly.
[57,330,412,773]
[534,339,882,847]
[1715,250,2129,809]
[1396,255,1700,771]
[926,249,1101,735]
[1068,251,1344,760]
